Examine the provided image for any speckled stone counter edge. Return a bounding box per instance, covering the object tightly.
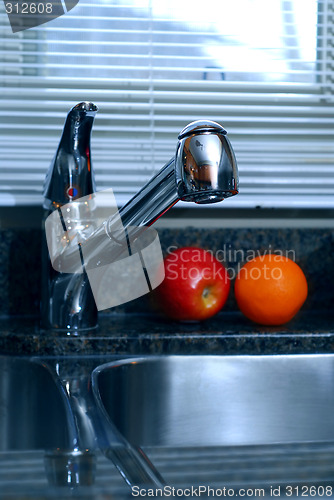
[0,311,333,356]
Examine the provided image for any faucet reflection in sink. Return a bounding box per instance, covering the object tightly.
[0,356,96,487]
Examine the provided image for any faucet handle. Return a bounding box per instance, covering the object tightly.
[43,102,98,209]
[175,120,239,204]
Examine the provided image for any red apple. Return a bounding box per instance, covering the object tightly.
[155,246,230,321]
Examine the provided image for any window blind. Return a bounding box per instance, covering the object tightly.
[0,0,333,208]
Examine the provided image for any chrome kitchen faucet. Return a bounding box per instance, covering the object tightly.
[41,102,239,331]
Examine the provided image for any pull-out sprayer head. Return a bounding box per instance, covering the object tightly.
[175,120,238,204]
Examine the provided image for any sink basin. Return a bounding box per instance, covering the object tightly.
[92,354,334,488]
[0,356,69,451]
[93,354,334,447]
[2,353,334,493]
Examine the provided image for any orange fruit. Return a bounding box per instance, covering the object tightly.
[234,255,308,326]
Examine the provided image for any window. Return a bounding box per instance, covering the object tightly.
[1,0,333,208]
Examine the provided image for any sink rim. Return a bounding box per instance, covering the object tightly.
[92,352,334,447]
[92,351,334,375]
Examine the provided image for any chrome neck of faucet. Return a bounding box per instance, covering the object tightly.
[112,158,178,229]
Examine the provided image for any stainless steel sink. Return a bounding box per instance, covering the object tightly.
[92,354,334,489]
[93,354,334,447]
[2,353,334,494]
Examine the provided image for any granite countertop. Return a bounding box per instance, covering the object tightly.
[0,311,333,356]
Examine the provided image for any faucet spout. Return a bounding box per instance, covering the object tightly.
[175,120,238,204]
[113,119,238,230]
[75,119,239,283]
